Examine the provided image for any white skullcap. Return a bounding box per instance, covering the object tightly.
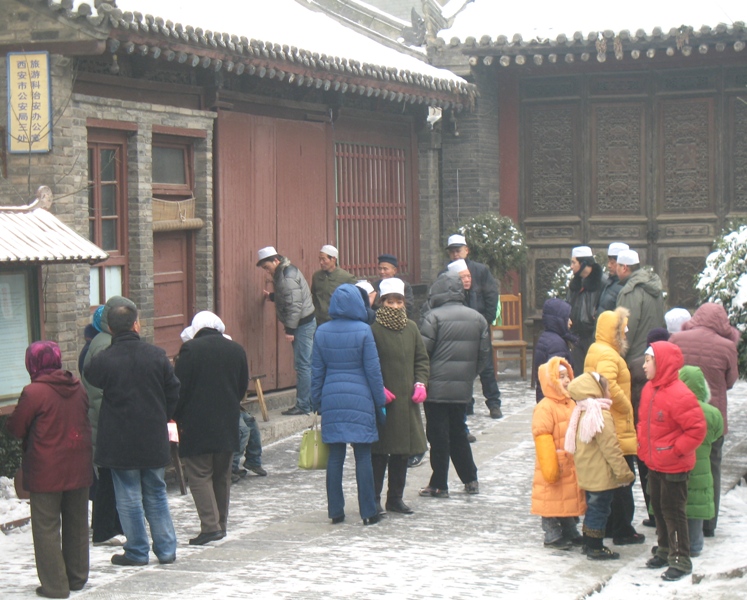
[571,246,593,258]
[665,308,691,333]
[616,249,640,266]
[180,311,231,342]
[558,364,568,373]
[645,346,655,357]
[447,259,469,274]
[355,280,374,295]
[320,245,338,259]
[446,234,467,248]
[256,246,278,265]
[607,242,629,257]
[379,277,405,298]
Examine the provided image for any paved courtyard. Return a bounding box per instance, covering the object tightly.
[2,375,746,599]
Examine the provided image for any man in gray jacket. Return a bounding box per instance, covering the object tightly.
[257,246,316,415]
[418,273,490,498]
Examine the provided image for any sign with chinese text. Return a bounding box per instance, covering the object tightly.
[6,51,52,153]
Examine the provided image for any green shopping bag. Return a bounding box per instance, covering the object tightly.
[298,414,329,469]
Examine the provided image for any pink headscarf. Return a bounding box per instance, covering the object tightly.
[25,341,62,381]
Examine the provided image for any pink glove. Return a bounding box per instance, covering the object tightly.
[384,387,396,404]
[411,383,427,403]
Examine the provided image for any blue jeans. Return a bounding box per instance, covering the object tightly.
[292,318,316,413]
[479,360,501,409]
[584,489,614,534]
[688,519,704,554]
[326,443,376,521]
[233,412,262,471]
[111,468,176,564]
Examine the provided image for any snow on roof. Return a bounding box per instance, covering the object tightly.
[441,0,745,43]
[87,0,466,85]
[0,204,108,265]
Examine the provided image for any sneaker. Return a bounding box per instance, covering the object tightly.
[464,481,479,495]
[613,533,645,545]
[244,464,267,476]
[646,555,669,569]
[408,453,426,468]
[544,538,572,550]
[93,535,126,547]
[467,433,477,443]
[661,567,689,581]
[418,486,449,498]
[489,407,504,419]
[111,553,148,567]
[281,406,308,416]
[586,546,620,560]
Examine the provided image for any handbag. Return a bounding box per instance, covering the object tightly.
[298,414,329,470]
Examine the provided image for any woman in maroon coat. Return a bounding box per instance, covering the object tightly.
[6,341,92,599]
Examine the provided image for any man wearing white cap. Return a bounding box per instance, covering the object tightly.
[567,246,607,373]
[311,245,357,326]
[257,246,316,415]
[597,242,629,315]
[445,234,502,419]
[615,250,665,362]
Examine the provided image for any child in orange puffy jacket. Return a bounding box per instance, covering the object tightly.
[531,356,587,549]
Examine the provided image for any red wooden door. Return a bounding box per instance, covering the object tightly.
[215,111,328,391]
[153,231,193,359]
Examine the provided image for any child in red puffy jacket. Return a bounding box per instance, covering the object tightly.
[638,341,706,581]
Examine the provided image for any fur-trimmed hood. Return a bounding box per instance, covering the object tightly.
[595,306,630,356]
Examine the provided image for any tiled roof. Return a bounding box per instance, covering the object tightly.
[0,204,108,265]
[25,0,475,110]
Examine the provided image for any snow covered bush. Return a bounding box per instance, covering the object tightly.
[696,223,747,377]
[0,417,22,478]
[458,213,527,280]
[547,264,572,299]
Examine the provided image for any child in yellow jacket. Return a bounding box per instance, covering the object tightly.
[532,357,587,549]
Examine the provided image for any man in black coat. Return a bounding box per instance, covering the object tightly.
[86,302,180,567]
[445,235,503,418]
[174,311,249,545]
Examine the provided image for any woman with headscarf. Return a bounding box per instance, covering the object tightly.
[174,311,249,545]
[6,341,92,599]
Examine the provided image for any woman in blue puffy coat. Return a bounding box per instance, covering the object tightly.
[533,298,576,403]
[311,284,386,525]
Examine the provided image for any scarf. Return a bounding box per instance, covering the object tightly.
[376,306,408,331]
[25,340,62,381]
[564,396,613,454]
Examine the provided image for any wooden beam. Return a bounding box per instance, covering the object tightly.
[0,40,106,56]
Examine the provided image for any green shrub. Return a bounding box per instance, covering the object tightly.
[458,213,527,280]
[0,416,22,478]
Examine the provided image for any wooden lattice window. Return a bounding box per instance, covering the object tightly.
[334,142,409,278]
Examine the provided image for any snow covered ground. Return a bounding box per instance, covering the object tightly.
[1,376,745,599]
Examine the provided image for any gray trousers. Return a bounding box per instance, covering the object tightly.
[183,452,233,534]
[30,487,89,598]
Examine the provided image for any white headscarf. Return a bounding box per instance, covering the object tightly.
[180,311,231,342]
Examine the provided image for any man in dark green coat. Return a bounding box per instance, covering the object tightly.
[371,278,429,515]
[311,245,357,325]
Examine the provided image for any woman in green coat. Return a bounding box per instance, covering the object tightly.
[679,366,724,556]
[371,278,430,515]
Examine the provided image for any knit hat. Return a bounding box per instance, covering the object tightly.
[256,246,278,266]
[446,234,467,249]
[616,249,640,266]
[447,259,468,274]
[571,246,593,258]
[378,254,398,268]
[320,245,338,259]
[665,308,691,333]
[646,327,670,346]
[607,242,629,258]
[379,277,405,298]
